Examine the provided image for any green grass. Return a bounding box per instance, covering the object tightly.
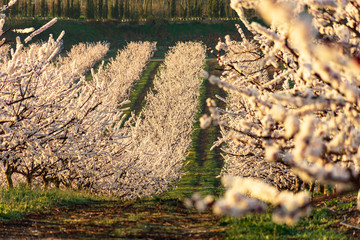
[224,207,346,240]
[121,61,162,126]
[0,184,107,221]
[164,61,224,199]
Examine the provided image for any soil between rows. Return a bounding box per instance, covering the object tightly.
[0,199,226,239]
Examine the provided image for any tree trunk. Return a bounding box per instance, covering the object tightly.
[26,175,33,189]
[5,171,13,189]
[318,184,324,194]
[295,177,303,192]
[55,180,60,189]
[42,176,49,190]
[308,182,314,192]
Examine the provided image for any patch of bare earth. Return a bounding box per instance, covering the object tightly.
[0,199,226,239]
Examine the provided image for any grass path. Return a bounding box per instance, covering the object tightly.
[165,60,226,199]
[121,61,162,127]
[0,60,229,239]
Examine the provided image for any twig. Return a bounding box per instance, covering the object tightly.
[215,94,228,103]
[340,216,360,230]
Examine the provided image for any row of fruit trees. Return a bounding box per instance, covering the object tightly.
[1,0,360,227]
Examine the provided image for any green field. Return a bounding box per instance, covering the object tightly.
[5,19,245,59]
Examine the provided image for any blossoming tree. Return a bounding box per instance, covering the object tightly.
[193,0,360,225]
[0,1,158,195]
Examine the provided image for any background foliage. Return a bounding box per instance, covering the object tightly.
[1,0,240,20]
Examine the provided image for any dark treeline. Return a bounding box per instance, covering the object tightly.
[2,0,238,20]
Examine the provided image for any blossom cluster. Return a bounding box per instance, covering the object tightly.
[55,41,110,81]
[94,41,157,107]
[215,176,311,225]
[200,0,360,224]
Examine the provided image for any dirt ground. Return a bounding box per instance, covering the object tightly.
[2,194,360,239]
[0,199,226,239]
